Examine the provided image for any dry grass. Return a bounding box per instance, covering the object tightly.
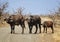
[52,27,60,42]
[0,23,9,28]
[0,23,60,42]
[0,17,60,42]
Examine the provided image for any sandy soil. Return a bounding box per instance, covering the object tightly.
[0,17,60,42]
[0,25,60,42]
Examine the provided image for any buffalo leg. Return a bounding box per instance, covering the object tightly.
[46,27,47,33]
[34,25,38,34]
[51,26,54,33]
[10,25,15,34]
[21,24,25,34]
[29,28,32,34]
[11,26,12,34]
[39,24,41,33]
[29,25,32,34]
[22,28,24,34]
[43,26,45,33]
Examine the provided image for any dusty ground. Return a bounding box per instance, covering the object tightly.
[0,23,60,42]
[0,17,60,42]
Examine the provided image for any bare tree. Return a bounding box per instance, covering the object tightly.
[17,7,24,15]
[48,7,60,27]
[0,2,8,17]
[0,2,8,24]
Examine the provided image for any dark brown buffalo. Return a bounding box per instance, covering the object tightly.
[4,14,25,34]
[25,15,41,34]
[42,21,54,33]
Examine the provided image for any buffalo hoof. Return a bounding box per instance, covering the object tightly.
[21,32,24,34]
[45,32,47,33]
[39,32,41,33]
[10,32,14,34]
[43,31,45,33]
[34,32,37,34]
[52,32,54,33]
[11,32,14,34]
[11,32,12,34]
[22,33,24,34]
[45,31,47,33]
[29,32,32,34]
[34,33,36,34]
[10,32,15,34]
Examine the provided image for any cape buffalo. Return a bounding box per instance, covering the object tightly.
[25,15,41,34]
[4,14,25,34]
[42,21,54,33]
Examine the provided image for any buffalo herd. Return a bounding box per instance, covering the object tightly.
[4,14,54,34]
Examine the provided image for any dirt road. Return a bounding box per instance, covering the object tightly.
[0,25,56,42]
